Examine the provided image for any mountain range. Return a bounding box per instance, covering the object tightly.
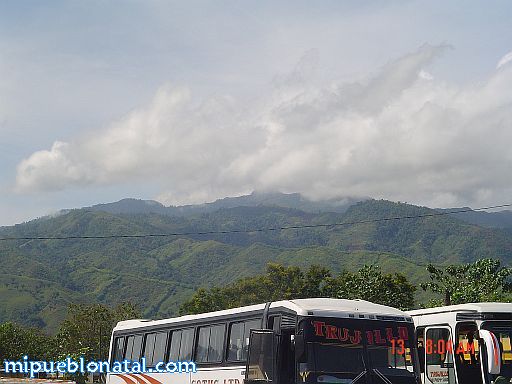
[1,192,512,332]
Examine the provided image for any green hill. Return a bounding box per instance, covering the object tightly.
[1,197,511,332]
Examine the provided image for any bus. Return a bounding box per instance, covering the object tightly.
[107,298,421,384]
[407,302,512,384]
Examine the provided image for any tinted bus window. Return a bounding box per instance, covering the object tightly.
[197,327,210,362]
[169,330,182,361]
[180,328,194,360]
[169,328,194,361]
[144,333,157,366]
[125,336,135,360]
[228,319,260,361]
[425,328,455,383]
[209,325,225,362]
[196,324,225,363]
[153,332,168,364]
[130,335,143,361]
[113,336,125,361]
[367,324,414,373]
[302,318,417,383]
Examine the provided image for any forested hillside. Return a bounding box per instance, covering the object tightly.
[1,194,511,332]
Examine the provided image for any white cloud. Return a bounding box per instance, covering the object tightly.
[497,51,512,69]
[15,45,512,208]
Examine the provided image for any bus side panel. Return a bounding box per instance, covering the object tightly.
[191,365,245,384]
[107,371,191,384]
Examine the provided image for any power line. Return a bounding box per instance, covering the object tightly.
[0,203,510,242]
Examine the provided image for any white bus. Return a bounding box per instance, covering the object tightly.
[106,298,421,384]
[407,303,512,384]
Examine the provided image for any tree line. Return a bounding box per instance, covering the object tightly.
[179,258,512,314]
[1,257,511,377]
[0,303,139,382]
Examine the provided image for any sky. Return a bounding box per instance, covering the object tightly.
[1,0,512,226]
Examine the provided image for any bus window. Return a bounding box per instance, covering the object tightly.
[125,336,134,360]
[170,328,195,361]
[169,330,182,361]
[481,322,512,382]
[367,324,414,373]
[143,331,168,366]
[196,324,226,363]
[113,336,125,362]
[228,319,260,361]
[153,331,168,364]
[131,335,143,361]
[125,334,143,362]
[170,329,193,361]
[303,318,367,382]
[269,315,281,332]
[501,332,512,363]
[144,333,157,365]
[180,328,194,360]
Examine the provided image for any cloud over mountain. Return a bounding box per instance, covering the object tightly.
[15,44,512,207]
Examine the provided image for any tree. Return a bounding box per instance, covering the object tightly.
[322,265,416,310]
[179,263,323,314]
[56,302,140,361]
[0,322,57,361]
[420,258,512,306]
[180,263,416,314]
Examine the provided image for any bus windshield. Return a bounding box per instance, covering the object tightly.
[481,322,512,382]
[300,317,418,384]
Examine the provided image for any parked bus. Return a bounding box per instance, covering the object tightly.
[407,303,512,384]
[107,298,421,384]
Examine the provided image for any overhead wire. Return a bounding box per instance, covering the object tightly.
[0,203,510,242]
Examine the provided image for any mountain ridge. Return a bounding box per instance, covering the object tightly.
[1,195,512,332]
[7,192,512,231]
[82,191,366,217]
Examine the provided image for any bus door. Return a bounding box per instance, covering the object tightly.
[423,327,456,384]
[454,323,483,384]
[245,330,278,384]
[270,316,295,384]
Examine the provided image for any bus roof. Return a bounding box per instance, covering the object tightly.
[407,302,512,317]
[114,298,410,332]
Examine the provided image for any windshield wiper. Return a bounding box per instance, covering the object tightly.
[350,370,367,384]
[372,369,392,384]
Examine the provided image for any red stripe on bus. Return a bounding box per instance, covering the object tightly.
[139,373,163,384]
[126,373,155,384]
[117,374,138,384]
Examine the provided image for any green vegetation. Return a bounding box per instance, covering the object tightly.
[1,199,512,330]
[0,322,56,361]
[0,302,138,360]
[0,302,138,383]
[2,258,510,370]
[0,259,512,368]
[57,302,141,361]
[421,258,512,305]
[179,263,415,315]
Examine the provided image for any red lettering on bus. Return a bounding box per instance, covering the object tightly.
[374,330,387,344]
[350,330,362,344]
[312,321,325,336]
[386,328,394,341]
[366,330,374,344]
[326,325,338,340]
[398,326,409,341]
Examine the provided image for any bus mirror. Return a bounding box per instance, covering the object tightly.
[244,330,277,384]
[295,333,307,363]
[479,329,501,375]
